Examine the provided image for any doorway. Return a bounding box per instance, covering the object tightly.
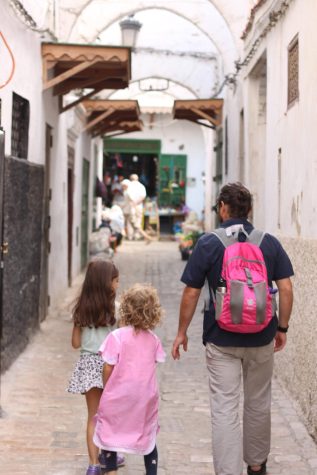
[248,53,267,227]
[67,146,74,286]
[81,159,90,269]
[103,139,161,206]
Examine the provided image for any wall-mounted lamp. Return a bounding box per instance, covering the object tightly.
[120,14,142,48]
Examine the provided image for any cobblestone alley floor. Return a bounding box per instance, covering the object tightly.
[1,241,317,474]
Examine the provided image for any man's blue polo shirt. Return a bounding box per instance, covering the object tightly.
[181,218,294,347]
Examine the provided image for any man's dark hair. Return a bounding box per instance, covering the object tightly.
[217,182,252,218]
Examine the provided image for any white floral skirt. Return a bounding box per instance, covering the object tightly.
[67,353,104,394]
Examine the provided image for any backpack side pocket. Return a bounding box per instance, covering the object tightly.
[230,281,244,324]
[254,281,267,324]
[215,289,225,321]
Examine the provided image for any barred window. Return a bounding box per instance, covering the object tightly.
[288,36,299,106]
[11,92,30,159]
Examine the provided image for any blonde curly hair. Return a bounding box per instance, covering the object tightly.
[119,283,163,331]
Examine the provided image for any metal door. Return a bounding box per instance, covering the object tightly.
[159,154,187,207]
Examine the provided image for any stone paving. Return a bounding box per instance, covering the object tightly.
[1,240,317,474]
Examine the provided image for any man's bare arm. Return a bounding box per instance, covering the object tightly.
[274,277,293,352]
[172,286,201,360]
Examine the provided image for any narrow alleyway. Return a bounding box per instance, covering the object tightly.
[0,241,317,475]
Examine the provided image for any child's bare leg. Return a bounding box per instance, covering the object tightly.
[85,387,103,465]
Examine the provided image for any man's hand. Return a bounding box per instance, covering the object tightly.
[172,334,188,360]
[274,332,287,352]
[171,286,201,360]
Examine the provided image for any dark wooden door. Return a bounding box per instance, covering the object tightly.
[67,163,74,287]
[81,159,90,269]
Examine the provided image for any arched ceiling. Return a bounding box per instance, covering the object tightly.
[21,0,257,111]
[60,0,258,57]
[98,9,220,99]
[105,77,197,112]
[59,0,255,74]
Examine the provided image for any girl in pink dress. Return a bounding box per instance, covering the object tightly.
[93,283,166,475]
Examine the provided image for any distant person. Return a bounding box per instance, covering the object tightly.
[101,205,125,251]
[128,174,146,239]
[172,182,294,475]
[103,172,113,208]
[111,175,124,207]
[67,259,124,475]
[93,284,166,475]
[125,174,153,243]
[120,179,132,238]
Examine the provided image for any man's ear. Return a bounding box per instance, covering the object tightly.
[219,202,231,220]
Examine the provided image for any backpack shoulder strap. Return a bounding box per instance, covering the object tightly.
[247,229,266,247]
[211,228,236,248]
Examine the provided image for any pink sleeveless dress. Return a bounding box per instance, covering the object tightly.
[93,326,166,455]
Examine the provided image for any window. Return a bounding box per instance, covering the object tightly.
[11,92,30,159]
[288,36,299,106]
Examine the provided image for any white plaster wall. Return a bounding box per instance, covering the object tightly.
[0,2,94,307]
[47,113,69,301]
[0,2,45,163]
[66,109,93,281]
[118,114,206,218]
[240,0,317,440]
[223,84,244,184]
[243,0,317,238]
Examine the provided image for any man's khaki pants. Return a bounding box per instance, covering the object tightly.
[205,342,274,475]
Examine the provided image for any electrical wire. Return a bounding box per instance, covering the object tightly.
[0,31,15,89]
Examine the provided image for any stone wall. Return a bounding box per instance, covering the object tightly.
[275,237,317,440]
[1,156,44,372]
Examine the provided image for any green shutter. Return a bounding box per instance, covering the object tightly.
[159,154,187,207]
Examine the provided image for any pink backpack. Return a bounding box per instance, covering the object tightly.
[212,225,276,333]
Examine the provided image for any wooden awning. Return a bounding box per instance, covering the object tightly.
[82,100,142,137]
[42,43,131,113]
[173,99,223,129]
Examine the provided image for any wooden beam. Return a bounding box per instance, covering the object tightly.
[84,108,115,131]
[92,120,142,137]
[191,106,219,126]
[43,58,100,91]
[184,118,215,130]
[53,74,125,96]
[60,86,106,113]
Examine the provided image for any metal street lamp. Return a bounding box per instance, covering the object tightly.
[119,15,142,48]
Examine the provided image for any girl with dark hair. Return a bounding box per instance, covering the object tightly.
[67,259,124,475]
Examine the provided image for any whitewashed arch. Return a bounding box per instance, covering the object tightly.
[109,76,200,99]
[59,0,251,73]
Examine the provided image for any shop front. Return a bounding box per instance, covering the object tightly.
[103,138,188,235]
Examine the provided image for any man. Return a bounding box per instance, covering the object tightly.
[172,182,293,475]
[120,179,132,239]
[128,174,147,237]
[126,174,152,243]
